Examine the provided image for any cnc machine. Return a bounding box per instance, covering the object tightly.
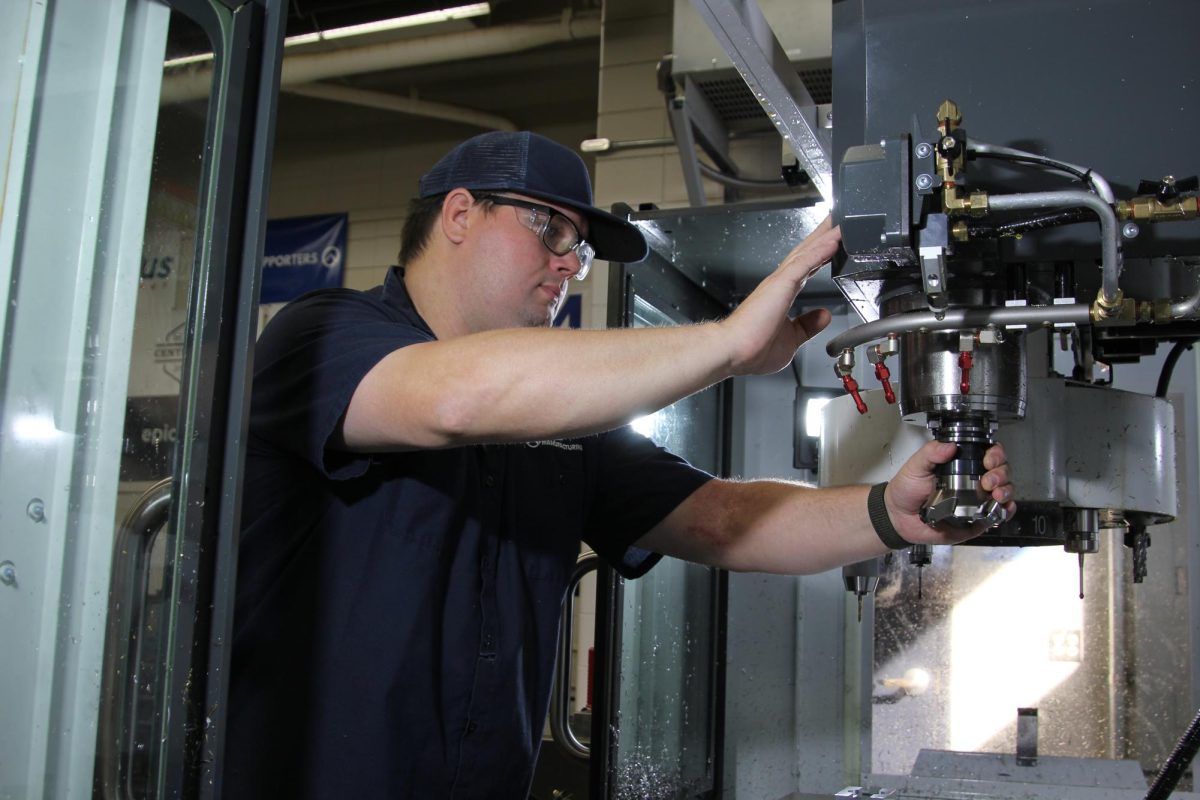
[674,1,1200,798]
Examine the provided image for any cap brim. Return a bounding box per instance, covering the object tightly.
[519,190,649,263]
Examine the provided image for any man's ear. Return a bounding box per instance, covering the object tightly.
[440,188,476,245]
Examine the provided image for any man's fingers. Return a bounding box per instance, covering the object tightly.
[982,442,1007,471]
[781,222,841,284]
[906,440,957,476]
[980,464,1010,492]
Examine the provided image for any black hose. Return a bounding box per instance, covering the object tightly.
[663,96,792,191]
[1146,706,1200,800]
[698,161,789,189]
[1156,339,1199,398]
[966,209,1096,239]
[970,149,1092,184]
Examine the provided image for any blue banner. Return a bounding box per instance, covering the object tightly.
[261,213,347,303]
[553,294,582,328]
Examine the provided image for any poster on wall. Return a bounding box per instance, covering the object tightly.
[120,395,180,482]
[553,294,581,328]
[261,213,347,303]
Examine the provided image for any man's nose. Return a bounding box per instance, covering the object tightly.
[551,250,581,279]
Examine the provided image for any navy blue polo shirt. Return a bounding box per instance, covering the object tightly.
[224,266,713,799]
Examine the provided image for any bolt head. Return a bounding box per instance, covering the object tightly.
[916,174,933,190]
[1122,221,1140,239]
[915,142,933,159]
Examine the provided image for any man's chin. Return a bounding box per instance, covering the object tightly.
[518,307,556,328]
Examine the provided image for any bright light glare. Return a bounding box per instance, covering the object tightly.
[164,3,491,67]
[630,413,658,438]
[950,548,1082,750]
[13,414,60,443]
[805,396,832,438]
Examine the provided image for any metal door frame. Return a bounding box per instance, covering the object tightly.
[147,1,286,796]
[590,239,734,799]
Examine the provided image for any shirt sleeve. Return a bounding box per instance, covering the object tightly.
[248,290,432,480]
[582,426,714,578]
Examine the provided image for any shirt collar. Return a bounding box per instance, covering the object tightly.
[381,265,436,339]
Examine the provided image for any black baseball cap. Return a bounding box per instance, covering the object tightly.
[418,131,648,263]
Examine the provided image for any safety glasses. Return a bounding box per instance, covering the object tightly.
[477,194,595,280]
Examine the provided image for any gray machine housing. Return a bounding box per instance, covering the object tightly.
[818,1,1200,798]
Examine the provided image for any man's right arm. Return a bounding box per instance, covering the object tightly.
[339,219,842,452]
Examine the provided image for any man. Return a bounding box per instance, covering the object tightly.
[224,131,1014,799]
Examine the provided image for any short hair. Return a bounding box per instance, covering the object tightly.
[396,192,496,265]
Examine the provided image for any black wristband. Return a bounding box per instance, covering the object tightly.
[868,482,910,550]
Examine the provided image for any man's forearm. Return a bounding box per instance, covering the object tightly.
[638,439,1016,573]
[344,322,735,450]
[638,479,890,575]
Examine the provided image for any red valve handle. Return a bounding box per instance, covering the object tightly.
[874,362,896,404]
[841,374,868,414]
[959,351,973,394]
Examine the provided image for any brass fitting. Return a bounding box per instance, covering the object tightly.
[1092,295,1182,325]
[1153,299,1175,323]
[943,185,990,217]
[1117,195,1200,222]
[1090,287,1126,322]
[951,220,971,242]
[935,100,967,186]
[936,100,962,132]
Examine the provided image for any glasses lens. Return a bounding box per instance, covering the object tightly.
[522,207,551,237]
[542,214,580,256]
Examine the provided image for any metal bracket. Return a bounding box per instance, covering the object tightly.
[666,94,708,207]
[919,246,949,317]
[917,213,951,317]
[665,75,740,206]
[835,788,897,799]
[690,0,833,202]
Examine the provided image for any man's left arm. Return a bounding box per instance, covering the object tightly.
[635,440,1015,575]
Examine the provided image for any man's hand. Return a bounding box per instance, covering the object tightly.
[884,440,1016,545]
[717,217,842,377]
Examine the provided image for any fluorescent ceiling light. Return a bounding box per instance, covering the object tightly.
[287,3,490,44]
[165,3,491,68]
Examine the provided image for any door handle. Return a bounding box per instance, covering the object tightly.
[549,553,602,761]
[97,476,173,800]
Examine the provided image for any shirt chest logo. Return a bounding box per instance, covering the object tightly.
[525,440,583,452]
